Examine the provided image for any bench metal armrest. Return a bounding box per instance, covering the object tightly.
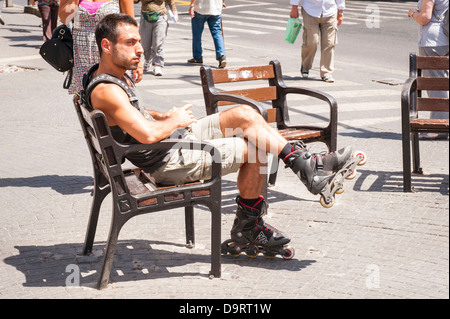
[277,86,338,130]
[401,77,417,119]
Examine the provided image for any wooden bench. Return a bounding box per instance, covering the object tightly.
[401,53,449,192]
[74,95,222,289]
[200,60,338,187]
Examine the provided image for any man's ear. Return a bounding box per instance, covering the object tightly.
[101,38,112,55]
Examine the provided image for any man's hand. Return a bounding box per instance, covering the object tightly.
[290,5,299,18]
[170,104,197,128]
[337,12,344,26]
[408,7,418,17]
[133,62,143,83]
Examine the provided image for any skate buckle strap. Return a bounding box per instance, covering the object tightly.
[315,155,324,170]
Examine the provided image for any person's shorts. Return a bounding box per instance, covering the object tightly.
[151,112,246,185]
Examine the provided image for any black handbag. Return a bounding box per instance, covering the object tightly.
[39,24,74,89]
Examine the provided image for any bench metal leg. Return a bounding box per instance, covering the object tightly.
[209,201,221,279]
[402,132,413,192]
[185,206,195,248]
[411,131,423,174]
[83,176,110,255]
[97,209,124,289]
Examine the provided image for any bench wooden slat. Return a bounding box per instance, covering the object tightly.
[416,77,449,91]
[279,128,323,140]
[266,108,280,123]
[417,56,450,70]
[417,97,450,112]
[212,65,275,84]
[410,118,449,131]
[217,86,277,106]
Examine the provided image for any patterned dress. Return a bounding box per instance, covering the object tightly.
[69,0,120,94]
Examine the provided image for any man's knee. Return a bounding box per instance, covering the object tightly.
[220,104,265,138]
[231,104,263,124]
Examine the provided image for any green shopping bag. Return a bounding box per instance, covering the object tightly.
[284,18,302,44]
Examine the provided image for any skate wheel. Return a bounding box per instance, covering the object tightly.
[335,184,345,194]
[346,168,357,180]
[320,195,335,208]
[282,246,295,260]
[263,251,276,259]
[227,242,242,258]
[245,245,259,258]
[353,151,367,166]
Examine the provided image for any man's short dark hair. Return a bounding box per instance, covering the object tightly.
[95,13,138,55]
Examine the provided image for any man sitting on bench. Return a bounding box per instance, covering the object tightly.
[83,13,352,256]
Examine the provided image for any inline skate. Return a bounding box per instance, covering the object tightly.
[284,142,366,207]
[221,196,295,260]
[317,150,367,208]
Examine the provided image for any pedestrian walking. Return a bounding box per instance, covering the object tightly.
[290,0,345,83]
[408,0,449,139]
[187,0,226,68]
[139,0,178,76]
[30,0,60,42]
[58,0,140,94]
[0,0,5,25]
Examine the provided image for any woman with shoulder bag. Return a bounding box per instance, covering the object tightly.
[58,0,142,94]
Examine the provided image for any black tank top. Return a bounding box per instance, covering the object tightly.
[82,64,173,172]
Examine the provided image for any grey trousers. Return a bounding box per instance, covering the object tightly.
[418,46,449,120]
[139,13,169,67]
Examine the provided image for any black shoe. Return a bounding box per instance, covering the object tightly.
[0,16,5,26]
[218,55,226,68]
[301,65,309,78]
[187,57,203,64]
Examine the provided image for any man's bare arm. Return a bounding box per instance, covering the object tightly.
[91,83,196,144]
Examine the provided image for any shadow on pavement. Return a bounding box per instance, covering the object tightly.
[4,240,316,289]
[354,169,449,195]
[0,175,93,195]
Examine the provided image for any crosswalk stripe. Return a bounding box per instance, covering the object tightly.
[289,101,400,113]
[237,10,291,19]
[286,89,400,100]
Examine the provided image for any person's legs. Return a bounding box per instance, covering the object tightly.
[301,8,320,72]
[50,4,59,34]
[139,18,154,69]
[218,105,353,195]
[319,13,338,80]
[0,0,4,26]
[206,15,226,60]
[151,14,169,68]
[191,12,206,59]
[38,4,52,42]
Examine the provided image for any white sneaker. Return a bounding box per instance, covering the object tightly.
[143,61,151,73]
[322,75,335,83]
[153,66,163,76]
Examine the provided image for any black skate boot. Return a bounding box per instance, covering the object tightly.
[283,141,352,195]
[221,196,295,259]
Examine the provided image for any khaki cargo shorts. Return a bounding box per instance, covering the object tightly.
[152,113,246,185]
